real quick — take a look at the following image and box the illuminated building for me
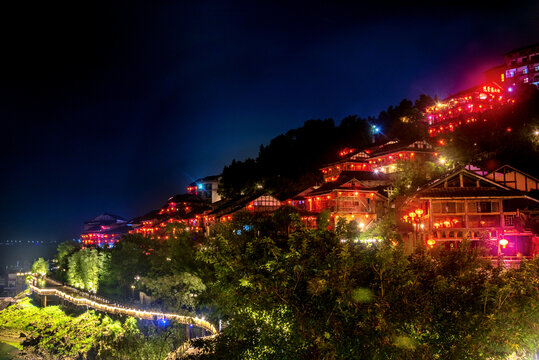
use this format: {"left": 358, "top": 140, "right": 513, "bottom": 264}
{"left": 426, "top": 82, "right": 514, "bottom": 137}
{"left": 484, "top": 64, "right": 507, "bottom": 85}
{"left": 503, "top": 43, "right": 539, "bottom": 87}
{"left": 303, "top": 172, "right": 389, "bottom": 229}
{"left": 321, "top": 139, "right": 435, "bottom": 181}
{"left": 485, "top": 43, "right": 539, "bottom": 89}
{"left": 186, "top": 175, "right": 222, "bottom": 203}
{"left": 209, "top": 192, "right": 282, "bottom": 222}
{"left": 399, "top": 167, "right": 539, "bottom": 265}
{"left": 81, "top": 213, "right": 131, "bottom": 246}
{"left": 129, "top": 193, "right": 212, "bottom": 239}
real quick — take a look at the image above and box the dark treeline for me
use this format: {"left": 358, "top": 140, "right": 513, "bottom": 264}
{"left": 220, "top": 85, "right": 539, "bottom": 199}
{"left": 220, "top": 95, "right": 435, "bottom": 198}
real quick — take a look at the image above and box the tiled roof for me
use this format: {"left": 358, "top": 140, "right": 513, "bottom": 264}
{"left": 367, "top": 140, "right": 433, "bottom": 157}
{"left": 209, "top": 191, "right": 274, "bottom": 217}
{"left": 167, "top": 193, "right": 207, "bottom": 205}
{"left": 336, "top": 170, "right": 392, "bottom": 182}
{"left": 307, "top": 173, "right": 390, "bottom": 197}
{"left": 84, "top": 213, "right": 127, "bottom": 225}
{"left": 417, "top": 187, "right": 525, "bottom": 198}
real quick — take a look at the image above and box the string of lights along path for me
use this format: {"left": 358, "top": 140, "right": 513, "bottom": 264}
{"left": 26, "top": 274, "right": 217, "bottom": 358}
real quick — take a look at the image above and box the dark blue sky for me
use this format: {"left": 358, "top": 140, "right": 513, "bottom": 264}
{"left": 1, "top": 1, "right": 538, "bottom": 242}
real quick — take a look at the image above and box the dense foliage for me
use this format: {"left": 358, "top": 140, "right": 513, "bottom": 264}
{"left": 67, "top": 248, "right": 110, "bottom": 293}
{"left": 31, "top": 258, "right": 48, "bottom": 277}
{"left": 54, "top": 240, "right": 79, "bottom": 282}
{"left": 38, "top": 209, "right": 539, "bottom": 360}
{"left": 0, "top": 297, "right": 186, "bottom": 360}
{"left": 186, "top": 215, "right": 539, "bottom": 360}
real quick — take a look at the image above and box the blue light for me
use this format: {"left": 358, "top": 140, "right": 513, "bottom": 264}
{"left": 197, "top": 183, "right": 204, "bottom": 190}
{"left": 508, "top": 87, "right": 513, "bottom": 92}
{"left": 373, "top": 126, "right": 380, "bottom": 133}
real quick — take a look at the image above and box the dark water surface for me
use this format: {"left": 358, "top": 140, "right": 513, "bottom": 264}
{"left": 0, "top": 242, "right": 58, "bottom": 271}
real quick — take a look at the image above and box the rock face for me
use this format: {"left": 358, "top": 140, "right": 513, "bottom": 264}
{"left": 0, "top": 300, "right": 14, "bottom": 311}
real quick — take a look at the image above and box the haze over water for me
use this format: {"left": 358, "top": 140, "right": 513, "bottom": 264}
{"left": 0, "top": 241, "right": 58, "bottom": 272}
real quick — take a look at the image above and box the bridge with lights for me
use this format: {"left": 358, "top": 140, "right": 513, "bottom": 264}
{"left": 25, "top": 275, "right": 217, "bottom": 359}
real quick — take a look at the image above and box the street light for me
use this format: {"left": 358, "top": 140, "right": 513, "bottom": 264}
{"left": 403, "top": 208, "right": 424, "bottom": 247}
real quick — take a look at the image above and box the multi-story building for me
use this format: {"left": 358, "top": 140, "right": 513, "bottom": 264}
{"left": 302, "top": 172, "right": 389, "bottom": 228}
{"left": 186, "top": 175, "right": 222, "bottom": 203}
{"left": 321, "top": 139, "right": 436, "bottom": 181}
{"left": 426, "top": 82, "right": 514, "bottom": 137}
{"left": 129, "top": 193, "right": 212, "bottom": 239}
{"left": 81, "top": 213, "right": 131, "bottom": 246}
{"left": 398, "top": 167, "right": 539, "bottom": 265}
{"left": 484, "top": 43, "right": 539, "bottom": 88}
{"left": 503, "top": 43, "right": 539, "bottom": 87}
{"left": 209, "top": 191, "right": 282, "bottom": 222}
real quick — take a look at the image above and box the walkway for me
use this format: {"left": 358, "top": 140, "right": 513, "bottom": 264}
{"left": 26, "top": 275, "right": 217, "bottom": 358}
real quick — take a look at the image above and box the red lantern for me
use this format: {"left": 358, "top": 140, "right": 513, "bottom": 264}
{"left": 427, "top": 239, "right": 436, "bottom": 248}
{"left": 499, "top": 239, "right": 508, "bottom": 249}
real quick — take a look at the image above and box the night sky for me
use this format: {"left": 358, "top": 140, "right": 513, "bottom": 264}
{"left": 1, "top": 1, "right": 538, "bottom": 242}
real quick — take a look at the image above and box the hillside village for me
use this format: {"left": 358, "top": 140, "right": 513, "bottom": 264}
{"left": 81, "top": 43, "right": 539, "bottom": 265}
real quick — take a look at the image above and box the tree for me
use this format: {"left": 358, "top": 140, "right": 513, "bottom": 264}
{"left": 67, "top": 248, "right": 109, "bottom": 293}
{"left": 54, "top": 240, "right": 78, "bottom": 282}
{"left": 100, "top": 233, "right": 154, "bottom": 299}
{"left": 390, "top": 160, "right": 446, "bottom": 200}
{"left": 32, "top": 257, "right": 48, "bottom": 277}
{"left": 188, "top": 218, "right": 539, "bottom": 359}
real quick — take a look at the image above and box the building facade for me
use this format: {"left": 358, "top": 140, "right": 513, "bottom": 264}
{"left": 426, "top": 82, "right": 515, "bottom": 137}
{"left": 187, "top": 175, "right": 222, "bottom": 203}
{"left": 503, "top": 43, "right": 539, "bottom": 87}
{"left": 398, "top": 168, "right": 539, "bottom": 264}
{"left": 321, "top": 139, "right": 436, "bottom": 181}
{"left": 129, "top": 194, "right": 212, "bottom": 239}
{"left": 81, "top": 213, "right": 131, "bottom": 246}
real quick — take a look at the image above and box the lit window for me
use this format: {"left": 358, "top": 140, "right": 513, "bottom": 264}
{"left": 523, "top": 68, "right": 528, "bottom": 74}
{"left": 535, "top": 65, "right": 539, "bottom": 72}
{"left": 506, "top": 69, "right": 515, "bottom": 78}
{"left": 524, "top": 77, "right": 529, "bottom": 83}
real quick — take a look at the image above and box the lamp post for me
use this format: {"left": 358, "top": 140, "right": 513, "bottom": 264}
{"left": 403, "top": 208, "right": 424, "bottom": 248}
{"left": 498, "top": 238, "right": 508, "bottom": 257}
{"left": 371, "top": 125, "right": 380, "bottom": 143}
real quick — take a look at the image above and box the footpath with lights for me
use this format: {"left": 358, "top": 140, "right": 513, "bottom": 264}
{"left": 26, "top": 275, "right": 217, "bottom": 359}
